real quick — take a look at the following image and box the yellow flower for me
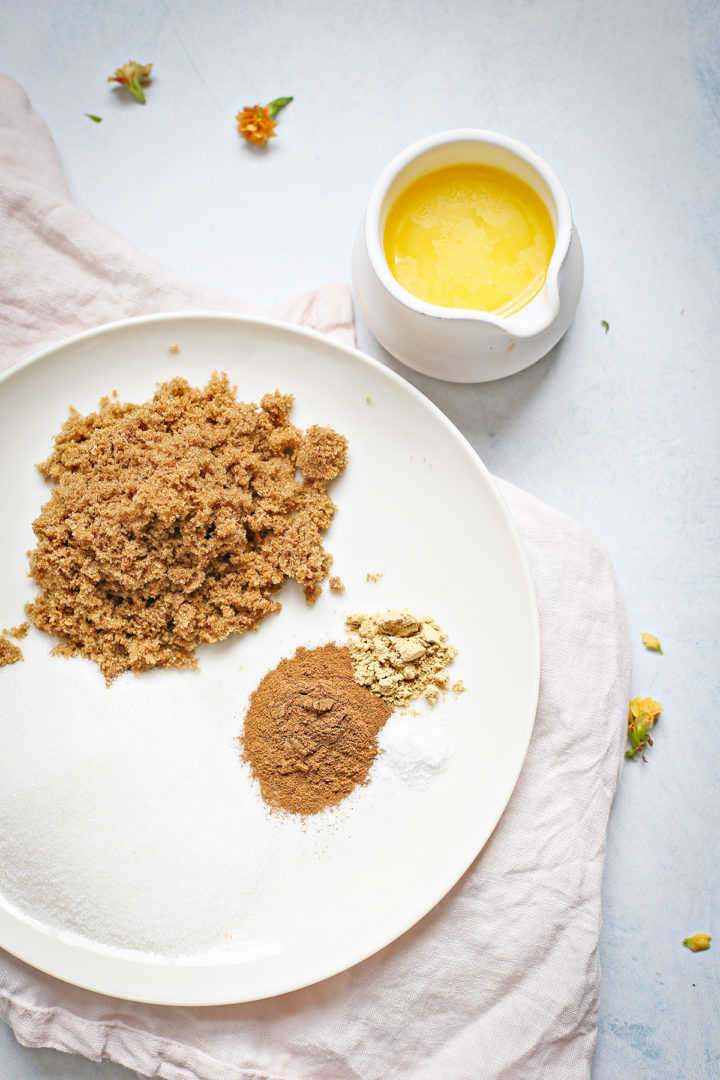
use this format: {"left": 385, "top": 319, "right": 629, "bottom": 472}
{"left": 641, "top": 632, "right": 663, "bottom": 653}
{"left": 626, "top": 696, "right": 662, "bottom": 761}
{"left": 236, "top": 105, "right": 277, "bottom": 146}
{"left": 108, "top": 61, "right": 153, "bottom": 104}
{"left": 629, "top": 696, "right": 662, "bottom": 726}
{"left": 683, "top": 933, "right": 711, "bottom": 952}
{"left": 236, "top": 96, "right": 293, "bottom": 146}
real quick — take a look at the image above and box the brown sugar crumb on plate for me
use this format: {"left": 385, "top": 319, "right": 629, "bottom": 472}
{"left": 0, "top": 638, "right": 23, "bottom": 667}
{"left": 0, "top": 624, "right": 28, "bottom": 667}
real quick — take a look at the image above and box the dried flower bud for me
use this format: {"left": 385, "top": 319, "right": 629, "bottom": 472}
{"left": 683, "top": 933, "right": 711, "bottom": 952}
{"left": 641, "top": 632, "right": 663, "bottom": 653}
{"left": 108, "top": 61, "right": 153, "bottom": 104}
{"left": 237, "top": 96, "right": 293, "bottom": 146}
{"left": 626, "top": 696, "right": 662, "bottom": 761}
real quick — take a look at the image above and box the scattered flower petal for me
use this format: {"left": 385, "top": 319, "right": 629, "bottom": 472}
{"left": 601, "top": 319, "right": 609, "bottom": 333}
{"left": 683, "top": 933, "right": 711, "bottom": 952}
{"left": 641, "top": 632, "right": 663, "bottom": 653}
{"left": 108, "top": 61, "right": 153, "bottom": 104}
{"left": 237, "top": 96, "right": 293, "bottom": 146}
{"left": 85, "top": 114, "right": 103, "bottom": 123}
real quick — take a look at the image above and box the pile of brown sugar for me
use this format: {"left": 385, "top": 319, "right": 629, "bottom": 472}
{"left": 25, "top": 373, "right": 347, "bottom": 683}
{"left": 241, "top": 643, "right": 392, "bottom": 815}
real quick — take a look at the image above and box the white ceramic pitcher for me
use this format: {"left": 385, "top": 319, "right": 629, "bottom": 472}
{"left": 352, "top": 130, "right": 584, "bottom": 383}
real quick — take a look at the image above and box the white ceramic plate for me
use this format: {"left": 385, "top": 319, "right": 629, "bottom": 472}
{"left": 0, "top": 313, "right": 539, "bottom": 1005}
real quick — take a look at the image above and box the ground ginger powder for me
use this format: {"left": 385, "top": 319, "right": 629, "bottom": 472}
{"left": 345, "top": 609, "right": 458, "bottom": 707}
{"left": 25, "top": 373, "right": 347, "bottom": 683}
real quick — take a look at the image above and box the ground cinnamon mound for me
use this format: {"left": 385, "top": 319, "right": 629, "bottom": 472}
{"left": 25, "top": 373, "right": 347, "bottom": 683}
{"left": 241, "top": 643, "right": 392, "bottom": 815}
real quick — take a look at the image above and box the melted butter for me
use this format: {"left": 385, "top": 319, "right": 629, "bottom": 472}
{"left": 383, "top": 164, "right": 555, "bottom": 315}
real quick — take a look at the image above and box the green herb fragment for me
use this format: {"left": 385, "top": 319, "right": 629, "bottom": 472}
{"left": 601, "top": 320, "right": 609, "bottom": 333}
{"left": 267, "top": 96, "right": 293, "bottom": 120}
{"left": 86, "top": 114, "right": 103, "bottom": 123}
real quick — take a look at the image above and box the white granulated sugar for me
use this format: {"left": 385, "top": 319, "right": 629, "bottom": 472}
{"left": 0, "top": 647, "right": 283, "bottom": 957}
{"left": 376, "top": 710, "right": 454, "bottom": 788}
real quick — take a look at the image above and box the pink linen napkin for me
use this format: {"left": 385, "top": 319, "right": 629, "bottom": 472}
{"left": 0, "top": 76, "right": 632, "bottom": 1080}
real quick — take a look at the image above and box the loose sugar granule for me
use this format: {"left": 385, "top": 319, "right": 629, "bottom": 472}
{"left": 0, "top": 633, "right": 23, "bottom": 668}
{"left": 0, "top": 623, "right": 28, "bottom": 667}
{"left": 25, "top": 373, "right": 347, "bottom": 683}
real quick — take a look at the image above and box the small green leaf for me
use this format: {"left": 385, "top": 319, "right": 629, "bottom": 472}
{"left": 601, "top": 320, "right": 609, "bottom": 333}
{"left": 128, "top": 76, "right": 147, "bottom": 104}
{"left": 85, "top": 114, "right": 103, "bottom": 123}
{"left": 268, "top": 96, "right": 293, "bottom": 120}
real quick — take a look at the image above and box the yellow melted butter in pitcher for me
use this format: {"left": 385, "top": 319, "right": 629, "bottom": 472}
{"left": 383, "top": 164, "right": 555, "bottom": 315}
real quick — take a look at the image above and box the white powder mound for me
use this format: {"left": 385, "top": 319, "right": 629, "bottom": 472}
{"left": 376, "top": 710, "right": 454, "bottom": 788}
{"left": 0, "top": 651, "right": 276, "bottom": 957}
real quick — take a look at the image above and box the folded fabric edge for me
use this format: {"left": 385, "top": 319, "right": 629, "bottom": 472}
{"left": 0, "top": 989, "right": 291, "bottom": 1080}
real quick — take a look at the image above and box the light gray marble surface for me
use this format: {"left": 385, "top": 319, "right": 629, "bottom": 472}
{"left": 1, "top": 1, "right": 718, "bottom": 1076}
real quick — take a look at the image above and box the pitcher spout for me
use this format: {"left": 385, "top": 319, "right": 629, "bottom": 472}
{"left": 502, "top": 284, "right": 560, "bottom": 339}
